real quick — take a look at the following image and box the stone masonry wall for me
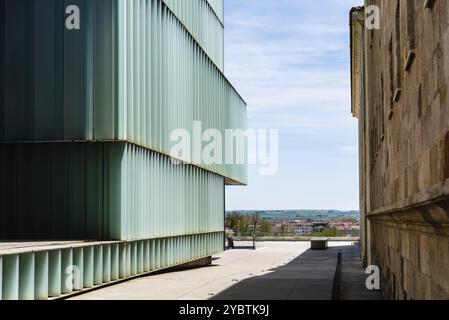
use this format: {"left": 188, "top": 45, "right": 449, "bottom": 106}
{"left": 370, "top": 200, "right": 449, "bottom": 299}
{"left": 365, "top": 0, "right": 449, "bottom": 212}
{"left": 362, "top": 0, "right": 449, "bottom": 299}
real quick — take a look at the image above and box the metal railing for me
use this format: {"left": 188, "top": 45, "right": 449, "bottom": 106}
{"left": 225, "top": 236, "right": 256, "bottom": 250}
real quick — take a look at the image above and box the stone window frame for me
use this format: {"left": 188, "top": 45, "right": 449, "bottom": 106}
{"left": 388, "top": 37, "right": 395, "bottom": 120}
{"left": 404, "top": 0, "right": 416, "bottom": 72}
{"left": 424, "top": 0, "right": 434, "bottom": 9}
{"left": 393, "top": 0, "right": 402, "bottom": 104}
{"left": 380, "top": 74, "right": 385, "bottom": 141}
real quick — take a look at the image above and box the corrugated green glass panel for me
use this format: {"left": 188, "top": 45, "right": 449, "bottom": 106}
{"left": 0, "top": 232, "right": 223, "bottom": 300}
{"left": 117, "top": 0, "right": 246, "bottom": 184}
{"left": 115, "top": 143, "right": 225, "bottom": 240}
{"left": 206, "top": 0, "right": 223, "bottom": 23}
{"left": 0, "top": 0, "right": 238, "bottom": 300}
{"left": 162, "top": 0, "right": 224, "bottom": 70}
{"left": 0, "top": 0, "right": 246, "bottom": 184}
{"left": 0, "top": 142, "right": 225, "bottom": 241}
{"left": 34, "top": 251, "right": 49, "bottom": 299}
{"left": 2, "top": 255, "right": 19, "bottom": 300}
{"left": 18, "top": 253, "right": 34, "bottom": 300}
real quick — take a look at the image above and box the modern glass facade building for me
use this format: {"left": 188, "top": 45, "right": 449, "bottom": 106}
{"left": 0, "top": 0, "right": 246, "bottom": 299}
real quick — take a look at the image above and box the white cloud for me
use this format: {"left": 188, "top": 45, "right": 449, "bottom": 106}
{"left": 224, "top": 0, "right": 362, "bottom": 210}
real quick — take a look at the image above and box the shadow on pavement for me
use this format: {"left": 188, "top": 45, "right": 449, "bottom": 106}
{"left": 212, "top": 246, "right": 343, "bottom": 300}
{"left": 211, "top": 243, "right": 384, "bottom": 300}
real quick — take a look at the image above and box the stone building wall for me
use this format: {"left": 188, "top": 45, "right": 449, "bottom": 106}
{"left": 351, "top": 0, "right": 449, "bottom": 299}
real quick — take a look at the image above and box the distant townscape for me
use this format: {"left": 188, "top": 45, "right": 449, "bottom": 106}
{"left": 226, "top": 210, "right": 360, "bottom": 238}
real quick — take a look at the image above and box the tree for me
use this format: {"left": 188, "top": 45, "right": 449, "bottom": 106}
{"left": 259, "top": 219, "right": 272, "bottom": 236}
{"left": 279, "top": 223, "right": 289, "bottom": 237}
{"left": 249, "top": 212, "right": 260, "bottom": 226}
{"left": 249, "top": 212, "right": 260, "bottom": 236}
{"left": 226, "top": 212, "right": 243, "bottom": 231}
{"left": 236, "top": 217, "right": 250, "bottom": 236}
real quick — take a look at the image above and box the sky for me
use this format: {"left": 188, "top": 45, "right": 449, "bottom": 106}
{"left": 224, "top": 0, "right": 364, "bottom": 211}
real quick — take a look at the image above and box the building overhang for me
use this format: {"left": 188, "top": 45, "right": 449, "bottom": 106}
{"left": 225, "top": 177, "right": 247, "bottom": 186}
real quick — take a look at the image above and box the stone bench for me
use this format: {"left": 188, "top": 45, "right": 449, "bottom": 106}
{"left": 310, "top": 237, "right": 329, "bottom": 250}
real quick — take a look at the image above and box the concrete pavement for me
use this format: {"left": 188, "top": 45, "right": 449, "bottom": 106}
{"left": 212, "top": 243, "right": 343, "bottom": 300}
{"left": 69, "top": 241, "right": 382, "bottom": 300}
{"left": 68, "top": 242, "right": 350, "bottom": 300}
{"left": 340, "top": 244, "right": 384, "bottom": 300}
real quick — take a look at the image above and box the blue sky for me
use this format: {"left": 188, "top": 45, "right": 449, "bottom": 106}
{"left": 224, "top": 0, "right": 364, "bottom": 211}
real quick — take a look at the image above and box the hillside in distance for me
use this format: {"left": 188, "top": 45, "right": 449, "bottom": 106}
{"left": 227, "top": 210, "right": 360, "bottom": 222}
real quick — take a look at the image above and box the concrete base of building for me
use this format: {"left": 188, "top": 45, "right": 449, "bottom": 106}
{"left": 0, "top": 234, "right": 223, "bottom": 300}
{"left": 162, "top": 256, "right": 213, "bottom": 272}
